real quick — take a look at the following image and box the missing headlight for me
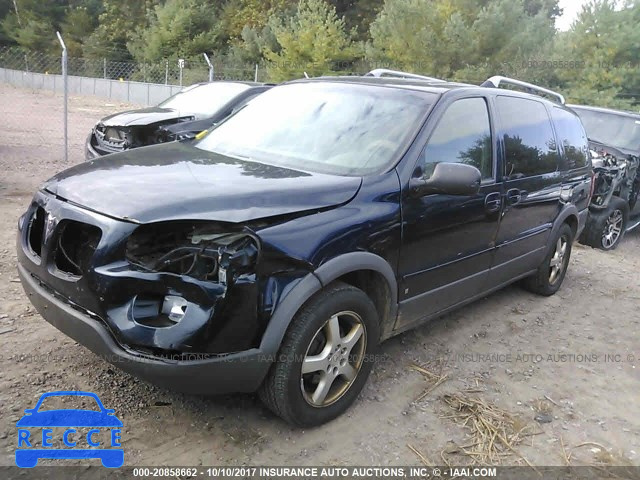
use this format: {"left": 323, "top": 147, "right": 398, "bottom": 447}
{"left": 126, "top": 222, "right": 259, "bottom": 282}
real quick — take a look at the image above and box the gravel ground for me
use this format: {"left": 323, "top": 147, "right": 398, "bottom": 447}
{"left": 0, "top": 83, "right": 638, "bottom": 468}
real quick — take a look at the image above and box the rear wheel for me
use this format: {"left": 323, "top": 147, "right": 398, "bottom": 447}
{"left": 579, "top": 197, "right": 629, "bottom": 250}
{"left": 522, "top": 223, "right": 573, "bottom": 296}
{"left": 259, "top": 282, "right": 379, "bottom": 427}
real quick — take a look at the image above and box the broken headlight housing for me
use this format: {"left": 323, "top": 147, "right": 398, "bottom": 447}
{"left": 125, "top": 222, "right": 259, "bottom": 283}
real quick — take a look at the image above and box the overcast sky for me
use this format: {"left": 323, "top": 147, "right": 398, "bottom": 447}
{"left": 556, "top": 0, "right": 591, "bottom": 30}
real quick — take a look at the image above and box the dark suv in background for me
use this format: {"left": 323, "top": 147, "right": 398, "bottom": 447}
{"left": 85, "top": 81, "right": 271, "bottom": 159}
{"left": 569, "top": 105, "right": 640, "bottom": 249}
{"left": 18, "top": 72, "right": 592, "bottom": 426}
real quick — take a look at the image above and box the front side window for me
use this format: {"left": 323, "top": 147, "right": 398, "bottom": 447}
{"left": 496, "top": 96, "right": 559, "bottom": 179}
{"left": 551, "top": 107, "right": 589, "bottom": 169}
{"left": 196, "top": 83, "right": 436, "bottom": 176}
{"left": 419, "top": 97, "right": 493, "bottom": 180}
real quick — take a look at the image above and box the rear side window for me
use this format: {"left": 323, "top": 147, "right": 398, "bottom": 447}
{"left": 551, "top": 107, "right": 589, "bottom": 169}
{"left": 420, "top": 97, "right": 493, "bottom": 180}
{"left": 496, "top": 96, "right": 559, "bottom": 179}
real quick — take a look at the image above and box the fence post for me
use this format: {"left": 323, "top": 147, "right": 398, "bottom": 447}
{"left": 203, "top": 53, "right": 213, "bottom": 82}
{"left": 56, "top": 31, "right": 68, "bottom": 164}
{"left": 254, "top": 64, "right": 258, "bottom": 82}
{"left": 178, "top": 58, "right": 184, "bottom": 86}
{"left": 165, "top": 60, "right": 168, "bottom": 85}
{"left": 103, "top": 58, "right": 106, "bottom": 79}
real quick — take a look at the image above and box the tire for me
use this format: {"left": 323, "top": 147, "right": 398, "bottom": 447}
{"left": 259, "top": 282, "right": 379, "bottom": 427}
{"left": 579, "top": 197, "right": 629, "bottom": 251}
{"left": 629, "top": 181, "right": 639, "bottom": 211}
{"left": 522, "top": 223, "right": 574, "bottom": 296}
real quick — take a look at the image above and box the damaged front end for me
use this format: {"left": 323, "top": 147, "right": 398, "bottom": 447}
{"left": 17, "top": 195, "right": 311, "bottom": 359}
{"left": 126, "top": 223, "right": 258, "bottom": 284}
{"left": 589, "top": 145, "right": 640, "bottom": 210}
{"left": 87, "top": 118, "right": 194, "bottom": 158}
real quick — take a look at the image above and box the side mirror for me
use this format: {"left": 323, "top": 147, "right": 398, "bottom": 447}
{"left": 410, "top": 162, "right": 482, "bottom": 197}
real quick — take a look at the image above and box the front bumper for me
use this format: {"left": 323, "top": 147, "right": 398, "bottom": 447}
{"left": 16, "top": 191, "right": 274, "bottom": 393}
{"left": 84, "top": 132, "right": 126, "bottom": 161}
{"left": 18, "top": 262, "right": 270, "bottom": 394}
{"left": 85, "top": 133, "right": 101, "bottom": 160}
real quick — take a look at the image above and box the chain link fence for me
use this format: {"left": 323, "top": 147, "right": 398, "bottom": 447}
{"left": 0, "top": 42, "right": 269, "bottom": 168}
{"left": 0, "top": 46, "right": 265, "bottom": 85}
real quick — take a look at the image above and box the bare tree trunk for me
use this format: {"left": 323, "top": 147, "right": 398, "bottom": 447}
{"left": 12, "top": 0, "right": 22, "bottom": 26}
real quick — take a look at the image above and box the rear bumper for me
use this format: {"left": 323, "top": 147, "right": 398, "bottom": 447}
{"left": 18, "top": 262, "right": 271, "bottom": 394}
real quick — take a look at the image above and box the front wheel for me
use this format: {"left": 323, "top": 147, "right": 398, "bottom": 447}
{"left": 579, "top": 197, "right": 629, "bottom": 251}
{"left": 259, "top": 282, "right": 379, "bottom": 427}
{"left": 522, "top": 223, "right": 574, "bottom": 296}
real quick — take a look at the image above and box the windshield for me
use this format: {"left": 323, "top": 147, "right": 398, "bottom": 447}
{"left": 573, "top": 108, "right": 640, "bottom": 152}
{"left": 159, "top": 82, "right": 251, "bottom": 117}
{"left": 196, "top": 82, "right": 435, "bottom": 175}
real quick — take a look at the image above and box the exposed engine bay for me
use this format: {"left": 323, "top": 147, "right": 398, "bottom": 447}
{"left": 126, "top": 222, "right": 260, "bottom": 283}
{"left": 589, "top": 143, "right": 640, "bottom": 211}
{"left": 92, "top": 117, "right": 194, "bottom": 154}
{"left": 579, "top": 141, "right": 640, "bottom": 250}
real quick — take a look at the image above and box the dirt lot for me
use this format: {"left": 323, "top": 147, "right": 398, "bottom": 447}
{"left": 0, "top": 83, "right": 638, "bottom": 468}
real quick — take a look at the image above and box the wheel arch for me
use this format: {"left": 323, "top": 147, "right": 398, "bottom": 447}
{"left": 259, "top": 252, "right": 398, "bottom": 354}
{"left": 551, "top": 204, "right": 579, "bottom": 249}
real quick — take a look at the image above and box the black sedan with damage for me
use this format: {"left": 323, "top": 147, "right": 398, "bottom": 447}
{"left": 85, "top": 81, "right": 270, "bottom": 159}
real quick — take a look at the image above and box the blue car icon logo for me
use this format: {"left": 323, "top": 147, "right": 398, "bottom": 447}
{"left": 15, "top": 391, "right": 123, "bottom": 468}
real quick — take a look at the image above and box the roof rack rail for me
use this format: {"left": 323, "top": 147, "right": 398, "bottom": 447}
{"left": 365, "top": 68, "right": 446, "bottom": 83}
{"left": 481, "top": 76, "right": 565, "bottom": 105}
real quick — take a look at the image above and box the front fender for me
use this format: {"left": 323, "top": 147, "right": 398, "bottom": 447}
{"left": 259, "top": 252, "right": 398, "bottom": 355}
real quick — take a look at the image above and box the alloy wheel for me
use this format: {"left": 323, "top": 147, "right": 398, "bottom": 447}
{"left": 300, "top": 311, "right": 367, "bottom": 407}
{"left": 549, "top": 236, "right": 568, "bottom": 285}
{"left": 601, "top": 209, "right": 624, "bottom": 249}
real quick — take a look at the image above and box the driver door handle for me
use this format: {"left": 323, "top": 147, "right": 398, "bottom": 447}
{"left": 485, "top": 192, "right": 502, "bottom": 213}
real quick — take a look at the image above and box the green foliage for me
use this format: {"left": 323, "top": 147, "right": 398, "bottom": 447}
{"left": 1, "top": 0, "right": 68, "bottom": 52}
{"left": 221, "top": 0, "right": 296, "bottom": 41}
{"left": 82, "top": 0, "right": 157, "bottom": 61}
{"left": 552, "top": 0, "right": 640, "bottom": 108}
{"left": 366, "top": 0, "right": 558, "bottom": 83}
{"left": 263, "top": 0, "right": 361, "bottom": 81}
{"left": 128, "top": 0, "right": 223, "bottom": 63}
{"left": 0, "top": 0, "right": 637, "bottom": 107}
{"left": 61, "top": 6, "right": 99, "bottom": 56}
{"left": 227, "top": 24, "right": 280, "bottom": 66}
{"left": 326, "top": 0, "right": 385, "bottom": 38}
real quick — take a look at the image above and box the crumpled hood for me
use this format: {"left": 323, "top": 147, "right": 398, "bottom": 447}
{"left": 99, "top": 107, "right": 195, "bottom": 127}
{"left": 43, "top": 143, "right": 362, "bottom": 224}
{"left": 588, "top": 139, "right": 637, "bottom": 159}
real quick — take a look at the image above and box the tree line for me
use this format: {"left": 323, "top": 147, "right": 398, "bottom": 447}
{"left": 1, "top": 0, "right": 639, "bottom": 108}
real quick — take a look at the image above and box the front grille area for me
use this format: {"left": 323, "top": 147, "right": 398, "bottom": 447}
{"left": 53, "top": 220, "right": 102, "bottom": 277}
{"left": 94, "top": 124, "right": 128, "bottom": 153}
{"left": 27, "top": 206, "right": 46, "bottom": 257}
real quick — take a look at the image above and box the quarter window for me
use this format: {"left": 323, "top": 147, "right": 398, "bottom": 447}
{"left": 496, "top": 96, "right": 559, "bottom": 179}
{"left": 419, "top": 98, "right": 493, "bottom": 180}
{"left": 551, "top": 107, "right": 589, "bottom": 169}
